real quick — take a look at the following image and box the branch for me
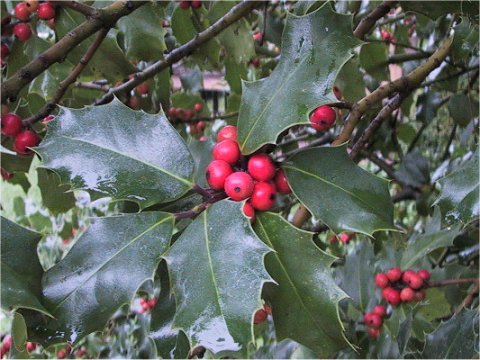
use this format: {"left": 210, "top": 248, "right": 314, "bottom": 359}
{"left": 427, "top": 278, "right": 480, "bottom": 288}
{"left": 75, "top": 81, "right": 109, "bottom": 92}
{"left": 386, "top": 51, "right": 431, "bottom": 65}
{"left": 353, "top": 1, "right": 398, "bottom": 40}
{"left": 179, "top": 112, "right": 239, "bottom": 124}
{"left": 23, "top": 28, "right": 110, "bottom": 127}
{"left": 1, "top": 1, "right": 147, "bottom": 103}
{"left": 95, "top": 1, "right": 261, "bottom": 105}
{"left": 455, "top": 283, "right": 479, "bottom": 314}
{"left": 53, "top": 1, "right": 97, "bottom": 17}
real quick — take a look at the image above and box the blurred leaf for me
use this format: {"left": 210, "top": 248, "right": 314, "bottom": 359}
{"left": 418, "top": 288, "right": 452, "bottom": 321}
{"left": 448, "top": 94, "right": 478, "bottom": 127}
{"left": 188, "top": 138, "right": 213, "bottom": 188}
{"left": 179, "top": 66, "right": 204, "bottom": 94}
{"left": 401, "top": 1, "right": 479, "bottom": 20}
{"left": 416, "top": 92, "right": 442, "bottom": 124}
{"left": 153, "top": 69, "right": 172, "bottom": 111}
{"left": 394, "top": 150, "right": 430, "bottom": 188}
{"left": 37, "top": 168, "right": 76, "bottom": 214}
{"left": 335, "top": 56, "right": 366, "bottom": 102}
{"left": 11, "top": 312, "right": 29, "bottom": 359}
{"left": 171, "top": 92, "right": 210, "bottom": 118}
{"left": 225, "top": 58, "right": 248, "bottom": 94}
{"left": 397, "top": 123, "right": 417, "bottom": 145}
{"left": 451, "top": 17, "right": 479, "bottom": 63}
{"left": 360, "top": 42, "right": 388, "bottom": 81}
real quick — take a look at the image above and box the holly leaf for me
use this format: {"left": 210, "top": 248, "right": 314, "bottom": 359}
{"left": 10, "top": 312, "right": 29, "bottom": 358}
{"left": 41, "top": 212, "right": 174, "bottom": 344}
{"left": 448, "top": 94, "right": 478, "bottom": 127}
{"left": 401, "top": 1, "right": 479, "bottom": 20}
{"left": 394, "top": 150, "right": 431, "bottom": 188}
{"left": 434, "top": 149, "right": 479, "bottom": 224}
{"left": 37, "top": 168, "right": 76, "bottom": 214}
{"left": 188, "top": 138, "right": 214, "bottom": 188}
{"left": 164, "top": 200, "right": 272, "bottom": 354}
{"left": 422, "top": 309, "right": 479, "bottom": 359}
{"left": 283, "top": 145, "right": 395, "bottom": 235}
{"left": 0, "top": 216, "right": 51, "bottom": 316}
{"left": 36, "top": 99, "right": 194, "bottom": 209}
{"left": 237, "top": 5, "right": 362, "bottom": 154}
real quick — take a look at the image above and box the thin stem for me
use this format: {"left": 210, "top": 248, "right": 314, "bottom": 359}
{"left": 75, "top": 81, "right": 109, "bottom": 92}
{"left": 428, "top": 278, "right": 479, "bottom": 288}
{"left": 455, "top": 283, "right": 479, "bottom": 314}
{"left": 353, "top": 1, "right": 399, "bottom": 40}
{"left": 54, "top": 1, "right": 97, "bottom": 17}
{"left": 180, "top": 112, "right": 239, "bottom": 124}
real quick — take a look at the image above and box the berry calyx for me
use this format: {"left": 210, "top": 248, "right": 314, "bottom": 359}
{"left": 15, "top": 2, "right": 31, "bottom": 21}
{"left": 25, "top": 0, "right": 39, "bottom": 12}
{"left": 13, "top": 130, "right": 39, "bottom": 155}
{"left": 206, "top": 160, "right": 233, "bottom": 190}
{"left": 37, "top": 2, "right": 55, "bottom": 20}
{"left": 372, "top": 305, "right": 387, "bottom": 317}
{"left": 382, "top": 287, "right": 401, "bottom": 306}
{"left": 179, "top": 1, "right": 190, "bottom": 9}
{"left": 247, "top": 153, "right": 276, "bottom": 181}
{"left": 400, "top": 287, "right": 415, "bottom": 302}
{"left": 243, "top": 201, "right": 255, "bottom": 221}
{"left": 194, "top": 102, "right": 203, "bottom": 112}
{"left": 375, "top": 273, "right": 390, "bottom": 288}
{"left": 274, "top": 168, "right": 291, "bottom": 194}
{"left": 224, "top": 172, "right": 254, "bottom": 201}
{"left": 1, "top": 113, "right": 23, "bottom": 137}
{"left": 309, "top": 105, "right": 336, "bottom": 132}
{"left": 364, "top": 313, "right": 382, "bottom": 328}
{"left": 212, "top": 139, "right": 240, "bottom": 164}
{"left": 250, "top": 181, "right": 276, "bottom": 211}
{"left": 13, "top": 23, "right": 32, "bottom": 42}
{"left": 191, "top": 1, "right": 202, "bottom": 9}
{"left": 417, "top": 269, "right": 431, "bottom": 281}
{"left": 386, "top": 267, "right": 402, "bottom": 282}
{"left": 217, "top": 125, "right": 237, "bottom": 142}
{"left": 367, "top": 327, "right": 380, "bottom": 338}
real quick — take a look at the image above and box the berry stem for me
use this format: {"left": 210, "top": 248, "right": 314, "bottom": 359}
{"left": 427, "top": 278, "right": 479, "bottom": 288}
{"left": 192, "top": 184, "right": 212, "bottom": 199}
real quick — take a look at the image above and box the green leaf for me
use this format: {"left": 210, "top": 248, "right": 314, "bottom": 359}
{"left": 283, "top": 145, "right": 395, "bottom": 235}
{"left": 0, "top": 216, "right": 50, "bottom": 316}
{"left": 451, "top": 17, "right": 479, "bottom": 64}
{"left": 225, "top": 58, "right": 248, "bottom": 94}
{"left": 1, "top": 145, "right": 16, "bottom": 155}
{"left": 394, "top": 150, "right": 430, "bottom": 188}
{"left": 188, "top": 138, "right": 214, "bottom": 188}
{"left": 422, "top": 309, "right": 479, "bottom": 359}
{"left": 164, "top": 200, "right": 272, "bottom": 354}
{"left": 237, "top": 5, "right": 362, "bottom": 154}
{"left": 117, "top": 2, "right": 166, "bottom": 61}
{"left": 41, "top": 212, "right": 174, "bottom": 344}
{"left": 36, "top": 99, "right": 194, "bottom": 209}
{"left": 400, "top": 207, "right": 462, "bottom": 268}
{"left": 254, "top": 212, "right": 351, "bottom": 357}
{"left": 448, "top": 94, "right": 478, "bottom": 127}
{"left": 418, "top": 288, "right": 452, "bottom": 321}
{"left": 335, "top": 56, "right": 366, "bottom": 102}
{"left": 11, "top": 312, "right": 29, "bottom": 359}
{"left": 360, "top": 42, "right": 388, "bottom": 81}
{"left": 401, "top": 1, "right": 479, "bottom": 20}
{"left": 434, "top": 149, "right": 479, "bottom": 223}
{"left": 37, "top": 168, "right": 76, "bottom": 214}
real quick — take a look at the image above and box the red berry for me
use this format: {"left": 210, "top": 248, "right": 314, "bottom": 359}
{"left": 193, "top": 102, "right": 203, "bottom": 112}
{"left": 381, "top": 29, "right": 392, "bottom": 42}
{"left": 206, "top": 160, "right": 233, "bottom": 190}
{"left": 184, "top": 109, "right": 195, "bottom": 121}
{"left": 168, "top": 107, "right": 178, "bottom": 119}
{"left": 196, "top": 121, "right": 206, "bottom": 132}
{"left": 364, "top": 312, "right": 383, "bottom": 328}
{"left": 372, "top": 305, "right": 387, "bottom": 318}
{"left": 148, "top": 297, "right": 157, "bottom": 309}
{"left": 37, "top": 2, "right": 55, "bottom": 20}
{"left": 179, "top": 1, "right": 190, "bottom": 9}
{"left": 3, "top": 336, "right": 11, "bottom": 350}
{"left": 26, "top": 342, "right": 36, "bottom": 352}
{"left": 382, "top": 287, "right": 401, "bottom": 306}
{"left": 375, "top": 273, "right": 389, "bottom": 288}
{"left": 250, "top": 58, "right": 260, "bottom": 68}
{"left": 367, "top": 327, "right": 381, "bottom": 338}
{"left": 400, "top": 287, "right": 416, "bottom": 302}
{"left": 274, "top": 168, "right": 291, "bottom": 194}
{"left": 415, "top": 290, "right": 426, "bottom": 302}
{"left": 13, "top": 23, "right": 32, "bottom": 42}
{"left": 190, "top": 124, "right": 199, "bottom": 135}
{"left": 1, "top": 113, "right": 23, "bottom": 137}
{"left": 1, "top": 43, "right": 10, "bottom": 59}
{"left": 199, "top": 136, "right": 206, "bottom": 141}
{"left": 247, "top": 153, "right": 276, "bottom": 181}
{"left": 25, "top": 0, "right": 39, "bottom": 12}
{"left": 57, "top": 349, "right": 66, "bottom": 359}
{"left": 13, "top": 130, "right": 39, "bottom": 155}
{"left": 136, "top": 82, "right": 149, "bottom": 95}
{"left": 253, "top": 308, "right": 267, "bottom": 324}
{"left": 417, "top": 269, "right": 431, "bottom": 281}
{"left": 253, "top": 31, "right": 262, "bottom": 42}
{"left": 212, "top": 139, "right": 240, "bottom": 164}
{"left": 250, "top": 181, "right": 276, "bottom": 211}
{"left": 191, "top": 0, "right": 202, "bottom": 9}
{"left": 309, "top": 105, "right": 336, "bottom": 132}
{"left": 74, "top": 347, "right": 87, "bottom": 357}
{"left": 405, "top": 273, "right": 423, "bottom": 289}
{"left": 243, "top": 201, "right": 255, "bottom": 221}
{"left": 386, "top": 267, "right": 402, "bottom": 282}
{"left": 15, "top": 2, "right": 31, "bottom": 21}
{"left": 217, "top": 125, "right": 237, "bottom": 142}
{"left": 339, "top": 232, "right": 350, "bottom": 244}
{"left": 224, "top": 172, "right": 254, "bottom": 201}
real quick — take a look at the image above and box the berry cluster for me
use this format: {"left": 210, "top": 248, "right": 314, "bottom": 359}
{"left": 375, "top": 267, "right": 430, "bottom": 306}
{"left": 206, "top": 126, "right": 291, "bottom": 221}
{"left": 309, "top": 105, "right": 336, "bottom": 132}
{"left": 13, "top": 1, "right": 56, "bottom": 42}
{"left": 168, "top": 103, "right": 206, "bottom": 135}
{"left": 56, "top": 345, "right": 72, "bottom": 359}
{"left": 178, "top": 0, "right": 202, "bottom": 10}
{"left": 138, "top": 296, "right": 158, "bottom": 314}
{"left": 253, "top": 303, "right": 272, "bottom": 325}
{"left": 1, "top": 113, "right": 39, "bottom": 155}
{"left": 363, "top": 305, "right": 387, "bottom": 338}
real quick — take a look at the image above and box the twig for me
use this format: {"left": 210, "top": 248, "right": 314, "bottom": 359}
{"left": 427, "top": 278, "right": 479, "bottom": 288}
{"left": 95, "top": 1, "right": 261, "bottom": 105}
{"left": 455, "top": 283, "right": 479, "bottom": 314}
{"left": 421, "top": 65, "right": 478, "bottom": 87}
{"left": 366, "top": 38, "right": 429, "bottom": 53}
{"left": 276, "top": 132, "right": 334, "bottom": 161}
{"left": 1, "top": 1, "right": 147, "bottom": 103}
{"left": 23, "top": 28, "right": 110, "bottom": 127}
{"left": 254, "top": 44, "right": 280, "bottom": 58}
{"left": 54, "top": 1, "right": 97, "bottom": 17}
{"left": 174, "top": 190, "right": 226, "bottom": 220}
{"left": 75, "top": 81, "right": 109, "bottom": 92}
{"left": 180, "top": 112, "right": 239, "bottom": 124}
{"left": 353, "top": 1, "right": 398, "bottom": 40}
{"left": 386, "top": 51, "right": 431, "bottom": 65}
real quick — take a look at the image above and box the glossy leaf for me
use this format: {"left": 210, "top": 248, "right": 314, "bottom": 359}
{"left": 37, "top": 168, "right": 76, "bottom": 214}
{"left": 164, "top": 200, "right": 272, "bottom": 354}
{"left": 237, "top": 5, "right": 362, "bottom": 154}
{"left": 188, "top": 138, "right": 214, "bottom": 188}
{"left": 254, "top": 212, "right": 351, "bottom": 357}
{"left": 0, "top": 216, "right": 50, "bottom": 316}
{"left": 36, "top": 99, "right": 194, "bottom": 208}
{"left": 41, "top": 212, "right": 174, "bottom": 344}
{"left": 283, "top": 145, "right": 395, "bottom": 235}
{"left": 434, "top": 149, "right": 479, "bottom": 223}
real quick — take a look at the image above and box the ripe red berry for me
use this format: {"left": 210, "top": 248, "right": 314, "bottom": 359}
{"left": 253, "top": 31, "right": 262, "bottom": 42}
{"left": 386, "top": 267, "right": 402, "bottom": 282}
{"left": 415, "top": 290, "right": 426, "bottom": 302}
{"left": 1, "top": 113, "right": 23, "bottom": 137}
{"left": 364, "top": 313, "right": 382, "bottom": 328}
{"left": 179, "top": 1, "right": 190, "bottom": 9}
{"left": 57, "top": 350, "right": 66, "bottom": 359}
{"left": 382, "top": 287, "right": 401, "bottom": 306}
{"left": 13, "top": 130, "right": 39, "bottom": 155}
{"left": 206, "top": 160, "right": 233, "bottom": 190}
{"left": 191, "top": 0, "right": 202, "bottom": 9}
{"left": 367, "top": 327, "right": 380, "bottom": 338}
{"left": 217, "top": 125, "right": 237, "bottom": 142}
{"left": 184, "top": 109, "right": 195, "bottom": 121}
{"left": 254, "top": 308, "right": 267, "bottom": 324}
{"left": 339, "top": 232, "right": 350, "bottom": 244}
{"left": 250, "top": 58, "right": 261, "bottom": 68}
{"left": 381, "top": 29, "right": 392, "bottom": 42}
{"left": 1, "top": 43, "right": 10, "bottom": 59}
{"left": 274, "top": 168, "right": 291, "bottom": 194}
{"left": 405, "top": 273, "right": 423, "bottom": 289}
{"left": 224, "top": 172, "right": 254, "bottom": 201}
{"left": 212, "top": 139, "right": 240, "bottom": 164}
{"left": 247, "top": 153, "right": 276, "bottom": 181}
{"left": 194, "top": 102, "right": 203, "bottom": 112}
{"left": 196, "top": 121, "right": 206, "bottom": 132}
{"left": 400, "top": 287, "right": 415, "bottom": 302}
{"left": 13, "top": 23, "right": 32, "bottom": 42}
{"left": 37, "top": 2, "right": 55, "bottom": 20}
{"left": 148, "top": 297, "right": 157, "bottom": 308}
{"left": 375, "top": 273, "right": 390, "bottom": 288}
{"left": 25, "top": 0, "right": 39, "bottom": 12}
{"left": 372, "top": 305, "right": 387, "bottom": 318}
{"left": 26, "top": 342, "right": 36, "bottom": 352}
{"left": 74, "top": 347, "right": 87, "bottom": 357}
{"left": 417, "top": 269, "right": 431, "bottom": 281}
{"left": 15, "top": 2, "right": 31, "bottom": 21}
{"left": 243, "top": 202, "right": 255, "bottom": 221}
{"left": 309, "top": 105, "right": 336, "bottom": 132}
{"left": 250, "top": 181, "right": 276, "bottom": 211}
{"left": 168, "top": 107, "right": 178, "bottom": 119}
{"left": 136, "top": 82, "right": 149, "bottom": 95}
{"left": 3, "top": 336, "right": 11, "bottom": 350}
